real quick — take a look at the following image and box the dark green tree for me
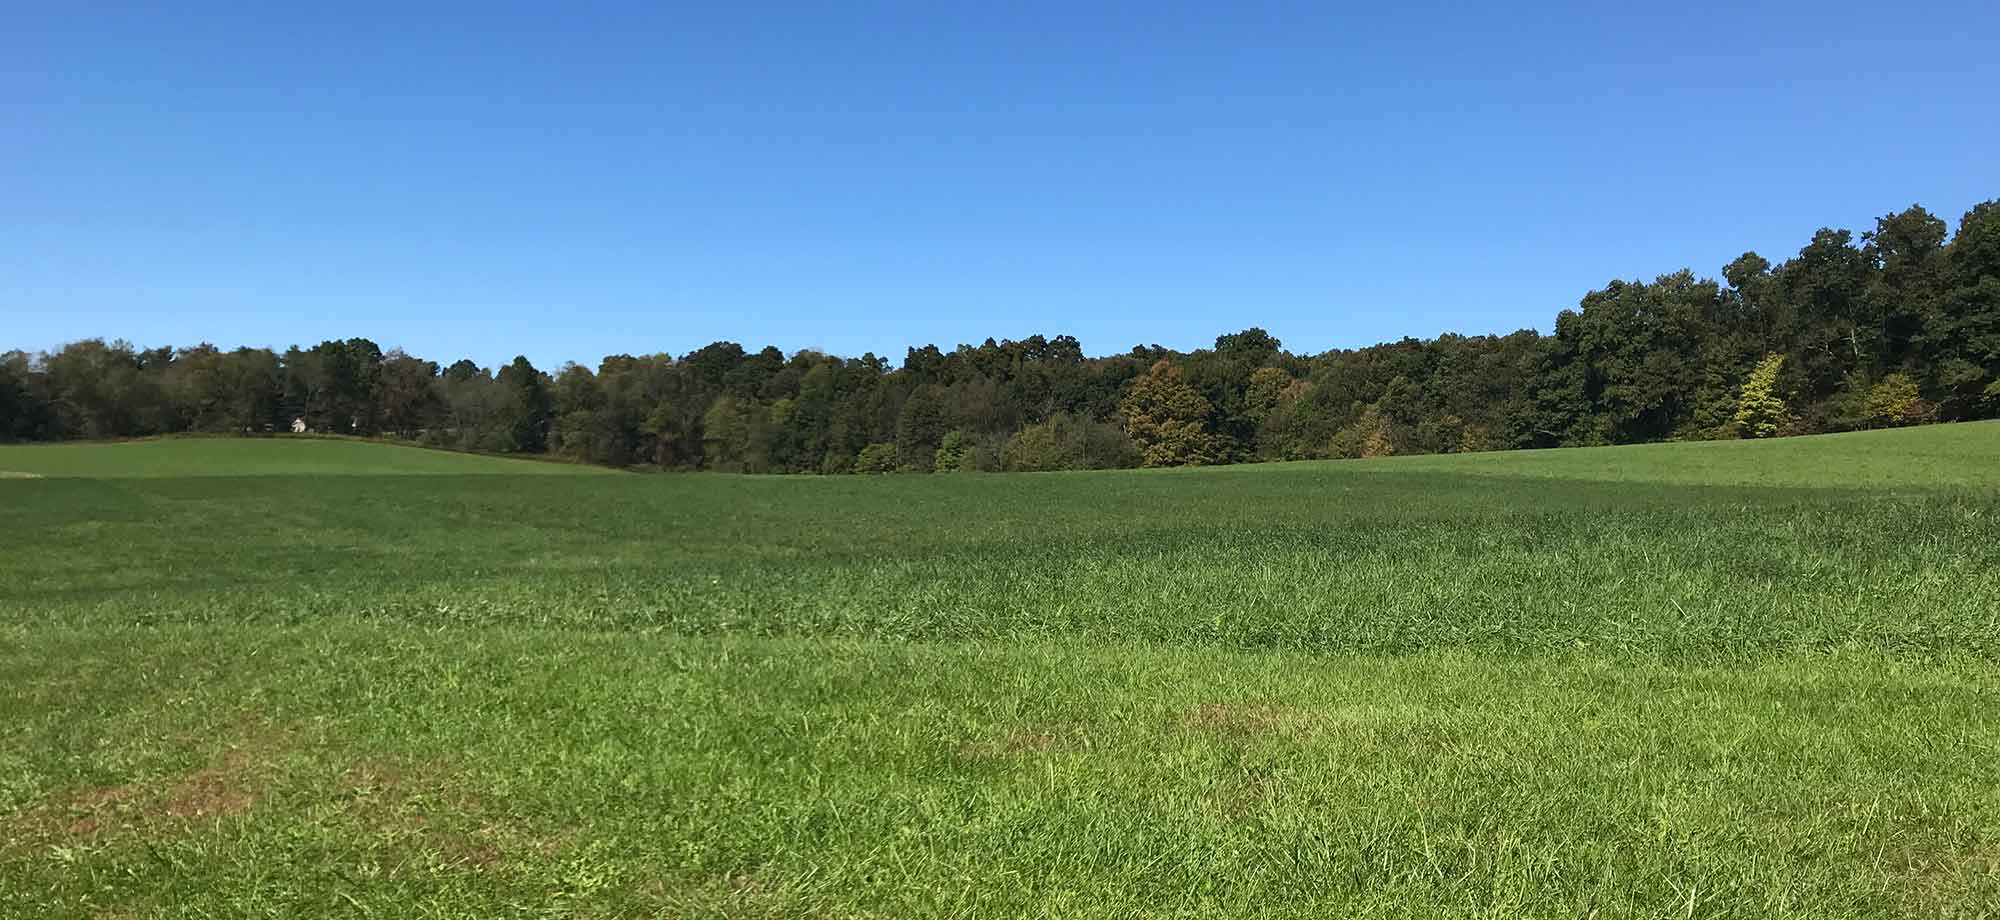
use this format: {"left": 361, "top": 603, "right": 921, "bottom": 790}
{"left": 495, "top": 356, "right": 553, "bottom": 453}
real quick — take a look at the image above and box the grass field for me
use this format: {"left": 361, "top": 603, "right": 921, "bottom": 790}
{"left": 3, "top": 426, "right": 1998, "bottom": 918}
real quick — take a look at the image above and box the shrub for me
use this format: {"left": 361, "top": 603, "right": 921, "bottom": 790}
{"left": 933, "top": 430, "right": 972, "bottom": 473}
{"left": 1002, "top": 414, "right": 1137, "bottom": 472}
{"left": 1864, "top": 374, "right": 1933, "bottom": 428}
{"left": 960, "top": 435, "right": 1004, "bottom": 472}
{"left": 853, "top": 442, "right": 899, "bottom": 474}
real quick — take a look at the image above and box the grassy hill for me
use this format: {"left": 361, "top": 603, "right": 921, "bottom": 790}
{"left": 1355, "top": 419, "right": 2000, "bottom": 489}
{"left": 2, "top": 425, "right": 1997, "bottom": 917}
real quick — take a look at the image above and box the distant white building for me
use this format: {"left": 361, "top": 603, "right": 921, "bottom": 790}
{"left": 291, "top": 418, "right": 308, "bottom": 434}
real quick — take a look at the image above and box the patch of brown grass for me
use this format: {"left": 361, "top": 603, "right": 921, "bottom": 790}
{"left": 643, "top": 870, "right": 828, "bottom": 917}
{"left": 337, "top": 758, "right": 477, "bottom": 809}
{"left": 1179, "top": 702, "right": 1317, "bottom": 737}
{"left": 2, "top": 727, "right": 555, "bottom": 876}
{"left": 1200, "top": 772, "right": 1279, "bottom": 822}
{"left": 161, "top": 748, "right": 264, "bottom": 819}
{"left": 3, "top": 724, "right": 288, "bottom": 850}
{"left": 957, "top": 727, "right": 1068, "bottom": 760}
{"left": 335, "top": 757, "right": 506, "bottom": 870}
{"left": 1896, "top": 839, "right": 2000, "bottom": 915}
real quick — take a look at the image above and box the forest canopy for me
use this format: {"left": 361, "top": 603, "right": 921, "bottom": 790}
{"left": 5, "top": 200, "right": 1997, "bottom": 472}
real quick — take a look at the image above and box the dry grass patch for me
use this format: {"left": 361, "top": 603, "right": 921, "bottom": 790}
{"left": 956, "top": 725, "right": 1081, "bottom": 760}
{"left": 160, "top": 746, "right": 265, "bottom": 820}
{"left": 3, "top": 725, "right": 290, "bottom": 849}
{"left": 335, "top": 758, "right": 506, "bottom": 871}
{"left": 644, "top": 871, "right": 905, "bottom": 920}
{"left": 1199, "top": 771, "right": 1284, "bottom": 822}
{"left": 1178, "top": 702, "right": 1318, "bottom": 737}
{"left": 1896, "top": 839, "right": 2000, "bottom": 915}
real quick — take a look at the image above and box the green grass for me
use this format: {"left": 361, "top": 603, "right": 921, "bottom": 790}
{"left": 1363, "top": 421, "right": 2000, "bottom": 490}
{"left": 3, "top": 426, "right": 1999, "bottom": 917}
{"left": 0, "top": 436, "right": 615, "bottom": 479}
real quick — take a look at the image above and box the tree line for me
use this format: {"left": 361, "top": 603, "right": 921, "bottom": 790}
{"left": 4, "top": 200, "right": 1997, "bottom": 471}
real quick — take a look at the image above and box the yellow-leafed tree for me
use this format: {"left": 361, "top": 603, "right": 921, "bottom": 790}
{"left": 1119, "top": 359, "right": 1226, "bottom": 467}
{"left": 1732, "top": 354, "right": 1788, "bottom": 438}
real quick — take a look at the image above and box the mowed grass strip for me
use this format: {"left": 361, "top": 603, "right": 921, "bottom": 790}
{"left": 2, "top": 627, "right": 1997, "bottom": 919}
{"left": 0, "top": 437, "right": 616, "bottom": 479}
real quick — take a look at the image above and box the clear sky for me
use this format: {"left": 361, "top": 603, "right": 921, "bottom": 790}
{"left": 7, "top": 1, "right": 1998, "bottom": 370}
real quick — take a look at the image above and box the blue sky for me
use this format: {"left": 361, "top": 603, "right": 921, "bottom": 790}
{"left": 7, "top": 1, "right": 1998, "bottom": 370}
